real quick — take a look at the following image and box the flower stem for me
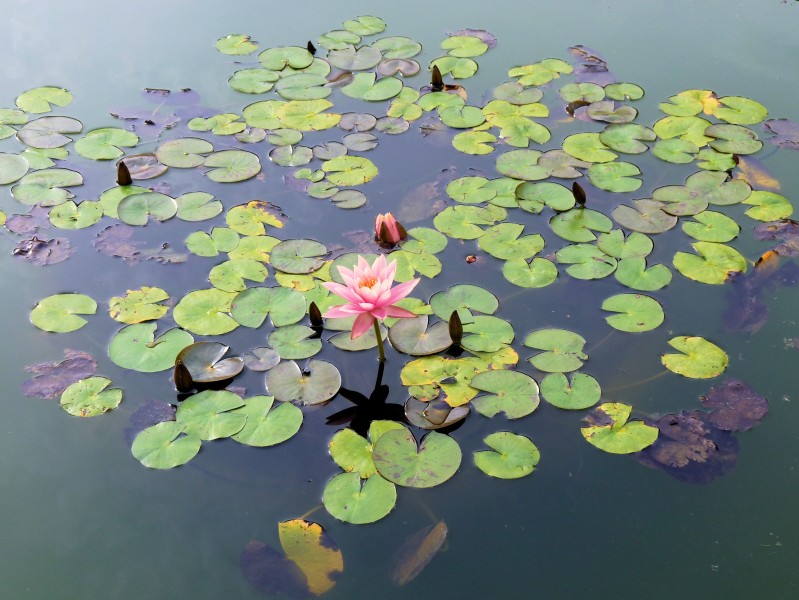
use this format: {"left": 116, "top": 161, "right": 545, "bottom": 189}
{"left": 373, "top": 318, "right": 386, "bottom": 362}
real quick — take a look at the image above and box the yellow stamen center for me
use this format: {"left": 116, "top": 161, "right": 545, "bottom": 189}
{"left": 359, "top": 276, "right": 377, "bottom": 288}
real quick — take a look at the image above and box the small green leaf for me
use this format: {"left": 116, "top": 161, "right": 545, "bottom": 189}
{"left": 474, "top": 432, "right": 540, "bottom": 479}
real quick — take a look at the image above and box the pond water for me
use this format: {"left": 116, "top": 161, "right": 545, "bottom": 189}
{"left": 1, "top": 1, "right": 798, "bottom": 598}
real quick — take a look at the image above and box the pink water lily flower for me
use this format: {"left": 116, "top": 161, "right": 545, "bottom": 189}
{"left": 323, "top": 255, "right": 419, "bottom": 339}
{"left": 375, "top": 212, "right": 407, "bottom": 246}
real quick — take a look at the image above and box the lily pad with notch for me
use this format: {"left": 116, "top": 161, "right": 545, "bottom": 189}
{"left": 602, "top": 293, "right": 664, "bottom": 332}
{"left": 175, "top": 389, "right": 247, "bottom": 440}
{"left": 131, "top": 421, "right": 201, "bottom": 469}
{"left": 75, "top": 127, "right": 138, "bottom": 160}
{"left": 176, "top": 341, "right": 244, "bottom": 385}
{"left": 612, "top": 199, "right": 678, "bottom": 234}
{"left": 17, "top": 116, "right": 82, "bottom": 149}
{"left": 268, "top": 325, "right": 323, "bottom": 360}
{"left": 474, "top": 432, "right": 540, "bottom": 479}
{"left": 60, "top": 377, "right": 122, "bottom": 418}
{"left": 661, "top": 336, "right": 728, "bottom": 379}
{"left": 404, "top": 397, "right": 470, "bottom": 430}
{"left": 173, "top": 288, "right": 239, "bottom": 335}
{"left": 231, "top": 286, "right": 306, "bottom": 328}
{"left": 204, "top": 150, "right": 261, "bottom": 183}
{"left": 373, "top": 427, "right": 461, "bottom": 488}
{"left": 265, "top": 359, "right": 341, "bottom": 405}
{"left": 470, "top": 370, "right": 539, "bottom": 419}
{"left": 269, "top": 239, "right": 327, "bottom": 274}
{"left": 323, "top": 472, "right": 397, "bottom": 525}
{"left": 30, "top": 293, "right": 96, "bottom": 333}
{"left": 673, "top": 241, "right": 747, "bottom": 285}
{"left": 231, "top": 395, "right": 303, "bottom": 447}
{"left": 540, "top": 372, "right": 601, "bottom": 410}
{"left": 388, "top": 315, "right": 452, "bottom": 356}
{"left": 581, "top": 402, "right": 658, "bottom": 454}
{"left": 109, "top": 323, "right": 194, "bottom": 373}
{"left": 524, "top": 328, "right": 588, "bottom": 373}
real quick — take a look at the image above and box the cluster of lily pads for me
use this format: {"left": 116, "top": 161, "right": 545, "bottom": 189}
{"left": 7, "top": 15, "right": 794, "bottom": 574}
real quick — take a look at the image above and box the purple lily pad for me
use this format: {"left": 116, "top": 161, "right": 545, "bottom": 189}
{"left": 448, "top": 28, "right": 497, "bottom": 48}
{"left": 763, "top": 119, "right": 799, "bottom": 150}
{"left": 109, "top": 106, "right": 180, "bottom": 136}
{"left": 124, "top": 400, "right": 176, "bottom": 445}
{"left": 94, "top": 224, "right": 186, "bottom": 264}
{"left": 700, "top": 379, "right": 768, "bottom": 431}
{"left": 240, "top": 540, "right": 310, "bottom": 597}
{"left": 12, "top": 236, "right": 73, "bottom": 266}
{"left": 21, "top": 349, "right": 97, "bottom": 400}
{"left": 5, "top": 205, "right": 51, "bottom": 235}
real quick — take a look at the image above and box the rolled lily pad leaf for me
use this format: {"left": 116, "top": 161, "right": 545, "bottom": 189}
{"left": 653, "top": 115, "right": 713, "bottom": 146}
{"left": 30, "top": 293, "right": 96, "bottom": 332}
{"left": 602, "top": 293, "right": 664, "bottom": 332}
{"left": 700, "top": 379, "right": 768, "bottom": 432}
{"left": 270, "top": 239, "right": 327, "bottom": 274}
{"left": 390, "top": 521, "right": 448, "bottom": 586}
{"left": 430, "top": 56, "right": 479, "bottom": 79}
{"left": 430, "top": 284, "right": 498, "bottom": 324}
{"left": 673, "top": 241, "right": 747, "bottom": 284}
{"left": 612, "top": 199, "right": 678, "bottom": 234}
{"left": 17, "top": 116, "right": 82, "bottom": 149}
{"left": 342, "top": 73, "right": 403, "bottom": 101}
{"left": 176, "top": 192, "right": 223, "bottom": 222}
{"left": 713, "top": 96, "right": 768, "bottom": 125}
{"left": 327, "top": 45, "right": 382, "bottom": 71}
{"left": 131, "top": 421, "right": 201, "bottom": 469}
{"left": 540, "top": 372, "right": 601, "bottom": 410}
{"left": 478, "top": 224, "right": 544, "bottom": 260}
{"left": 176, "top": 341, "right": 243, "bottom": 384}
{"left": 118, "top": 192, "right": 177, "bottom": 225}
{"left": 242, "top": 347, "right": 281, "bottom": 371}
{"left": 588, "top": 161, "right": 642, "bottom": 193}
{"left": 12, "top": 167, "right": 83, "bottom": 206}
{"left": 0, "top": 153, "right": 29, "bottom": 184}
{"left": 742, "top": 191, "right": 793, "bottom": 221}
{"left": 109, "top": 323, "right": 193, "bottom": 372}
{"left": 49, "top": 200, "right": 103, "bottom": 229}
{"left": 404, "top": 398, "right": 470, "bottom": 430}
{"left": 109, "top": 286, "right": 169, "bottom": 323}
{"left": 258, "top": 46, "right": 313, "bottom": 70}
{"left": 173, "top": 288, "right": 239, "bottom": 335}
{"left": 652, "top": 138, "right": 699, "bottom": 163}
{"left": 524, "top": 328, "right": 588, "bottom": 373}
{"left": 388, "top": 316, "right": 452, "bottom": 356}
{"left": 563, "top": 133, "right": 617, "bottom": 163}
{"left": 231, "top": 396, "right": 303, "bottom": 446}
{"left": 204, "top": 150, "right": 261, "bottom": 182}
{"left": 276, "top": 520, "right": 343, "bottom": 597}
{"left": 470, "top": 370, "right": 539, "bottom": 419}
{"left": 75, "top": 128, "right": 138, "bottom": 160}
{"left": 231, "top": 286, "right": 306, "bottom": 327}
{"left": 682, "top": 211, "right": 740, "bottom": 243}
{"left": 228, "top": 68, "right": 279, "bottom": 94}
{"left": 614, "top": 257, "right": 672, "bottom": 291}
{"left": 156, "top": 138, "right": 214, "bottom": 168}
{"left": 60, "top": 377, "right": 122, "bottom": 417}
{"left": 581, "top": 402, "right": 659, "bottom": 454}
{"left": 16, "top": 86, "right": 72, "bottom": 113}
{"left": 176, "top": 389, "right": 247, "bottom": 440}
{"left": 265, "top": 359, "right": 340, "bottom": 404}
{"left": 215, "top": 34, "right": 258, "bottom": 55}
{"left": 549, "top": 208, "right": 613, "bottom": 242}
{"left": 373, "top": 427, "right": 461, "bottom": 488}
{"left": 474, "top": 432, "right": 540, "bottom": 479}
{"left": 323, "top": 472, "right": 396, "bottom": 525}
{"left": 503, "top": 257, "right": 558, "bottom": 288}
{"left": 599, "top": 123, "right": 656, "bottom": 154}
{"left": 706, "top": 124, "right": 762, "bottom": 155}
{"left": 556, "top": 244, "right": 617, "bottom": 280}
{"left": 517, "top": 181, "right": 576, "bottom": 212}
{"left": 661, "top": 336, "right": 728, "bottom": 379}
{"left": 373, "top": 35, "right": 422, "bottom": 58}
{"left": 269, "top": 325, "right": 322, "bottom": 360}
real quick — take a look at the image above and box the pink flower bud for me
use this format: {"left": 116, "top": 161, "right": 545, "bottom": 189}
{"left": 374, "top": 212, "right": 407, "bottom": 246}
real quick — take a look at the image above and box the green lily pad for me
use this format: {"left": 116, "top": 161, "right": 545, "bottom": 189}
{"left": 712, "top": 96, "right": 768, "bottom": 125}
{"left": 516, "top": 181, "right": 576, "bottom": 213}
{"left": 602, "top": 293, "right": 664, "bottom": 332}
{"left": 188, "top": 113, "right": 244, "bottom": 135}
{"left": 185, "top": 227, "right": 240, "bottom": 257}
{"left": 132, "top": 422, "right": 201, "bottom": 469}
{"left": 322, "top": 155, "right": 377, "bottom": 186}
{"left": 705, "top": 124, "right": 762, "bottom": 155}
{"left": 508, "top": 58, "right": 572, "bottom": 86}
{"left": 540, "top": 372, "right": 601, "bottom": 410}
{"left": 474, "top": 432, "right": 540, "bottom": 479}
{"left": 323, "top": 472, "right": 396, "bottom": 525}
{"left": 560, "top": 82, "right": 605, "bottom": 103}
{"left": 563, "top": 133, "right": 617, "bottom": 163}
{"left": 470, "top": 370, "right": 540, "bottom": 419}
{"left": 0, "top": 153, "right": 29, "bottom": 184}
{"left": 60, "top": 377, "right": 122, "bottom": 417}
{"left": 265, "top": 359, "right": 340, "bottom": 404}
{"left": 556, "top": 244, "right": 617, "bottom": 280}
{"left": 502, "top": 257, "right": 558, "bottom": 288}
{"left": 596, "top": 229, "right": 653, "bottom": 258}
{"left": 342, "top": 15, "right": 386, "bottom": 35}
{"left": 231, "top": 286, "right": 306, "bottom": 328}
{"left": 49, "top": 200, "right": 103, "bottom": 229}
{"left": 446, "top": 177, "right": 496, "bottom": 205}
{"left": 109, "top": 323, "right": 193, "bottom": 373}
{"left": 682, "top": 211, "right": 740, "bottom": 242}
{"left": 269, "top": 239, "right": 327, "bottom": 274}
{"left": 317, "top": 29, "right": 361, "bottom": 50}
{"left": 652, "top": 138, "right": 699, "bottom": 163}
{"left": 228, "top": 68, "right": 279, "bottom": 94}
{"left": 661, "top": 336, "right": 728, "bottom": 379}
{"left": 549, "top": 208, "right": 613, "bottom": 242}
{"left": 204, "top": 150, "right": 261, "bottom": 182}
{"left": 176, "top": 389, "right": 247, "bottom": 440}
{"left": 658, "top": 89, "right": 717, "bottom": 116}
{"left": 173, "top": 288, "right": 239, "bottom": 335}
{"left": 586, "top": 101, "right": 637, "bottom": 124}
{"left": 17, "top": 116, "right": 82, "bottom": 148}
{"left": 175, "top": 192, "right": 223, "bottom": 222}
{"left": 599, "top": 124, "right": 656, "bottom": 154}
{"left": 12, "top": 167, "right": 83, "bottom": 205}
{"left": 588, "top": 161, "right": 642, "bottom": 193}
{"left": 342, "top": 73, "right": 403, "bottom": 101}
{"left": 478, "top": 224, "right": 544, "bottom": 260}
{"left": 673, "top": 241, "right": 747, "bottom": 284}
{"left": 30, "top": 293, "right": 96, "bottom": 333}
{"left": 242, "top": 100, "right": 286, "bottom": 129}
{"left": 400, "top": 227, "right": 448, "bottom": 255}
{"left": 430, "top": 284, "right": 498, "bottom": 324}
{"left": 327, "top": 45, "right": 382, "bottom": 70}
{"left": 20, "top": 147, "right": 66, "bottom": 169}
{"left": 442, "top": 35, "right": 488, "bottom": 58}
{"left": 605, "top": 82, "right": 644, "bottom": 101}
{"left": 75, "top": 128, "right": 138, "bottom": 160}
{"left": 696, "top": 148, "right": 735, "bottom": 172}
{"left": 275, "top": 73, "right": 330, "bottom": 101}
{"left": 612, "top": 199, "right": 678, "bottom": 234}
{"left": 461, "top": 316, "right": 514, "bottom": 353}
{"left": 258, "top": 46, "right": 314, "bottom": 70}
{"left": 653, "top": 116, "right": 713, "bottom": 146}
{"left": 493, "top": 81, "right": 544, "bottom": 105}
{"left": 373, "top": 428, "right": 461, "bottom": 488}
{"left": 388, "top": 316, "right": 452, "bottom": 356}
{"left": 209, "top": 258, "right": 268, "bottom": 292}
{"left": 433, "top": 205, "right": 500, "bottom": 239}
{"left": 654, "top": 171, "right": 751, "bottom": 211}
{"left": 440, "top": 105, "right": 486, "bottom": 129}
{"left": 430, "top": 56, "right": 479, "bottom": 79}
{"left": 329, "top": 429, "right": 376, "bottom": 478}
{"left": 155, "top": 138, "right": 214, "bottom": 168}
{"left": 524, "top": 328, "right": 588, "bottom": 373}
{"left": 118, "top": 192, "right": 177, "bottom": 225}
{"left": 372, "top": 36, "right": 422, "bottom": 59}
{"left": 16, "top": 86, "right": 73, "bottom": 113}
{"left": 495, "top": 149, "right": 550, "bottom": 180}
{"left": 215, "top": 34, "right": 258, "bottom": 55}
{"left": 614, "top": 257, "right": 673, "bottom": 291}
{"left": 581, "top": 402, "right": 659, "bottom": 454}
{"left": 176, "top": 341, "right": 244, "bottom": 383}
{"left": 109, "top": 286, "right": 169, "bottom": 323}
{"left": 231, "top": 396, "right": 303, "bottom": 447}
{"left": 742, "top": 191, "right": 793, "bottom": 221}
{"left": 268, "top": 325, "right": 322, "bottom": 360}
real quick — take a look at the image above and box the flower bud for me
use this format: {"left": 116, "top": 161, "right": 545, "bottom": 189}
{"left": 375, "top": 212, "right": 407, "bottom": 246}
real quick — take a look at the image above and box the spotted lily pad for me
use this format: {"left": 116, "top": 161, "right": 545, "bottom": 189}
{"left": 109, "top": 323, "right": 194, "bottom": 373}
{"left": 30, "top": 293, "right": 96, "bottom": 333}
{"left": 373, "top": 427, "right": 461, "bottom": 488}
{"left": 60, "top": 377, "right": 122, "bottom": 417}
{"left": 581, "top": 402, "right": 659, "bottom": 454}
{"left": 265, "top": 359, "right": 340, "bottom": 405}
{"left": 109, "top": 286, "right": 169, "bottom": 323}
{"left": 661, "top": 336, "right": 728, "bottom": 379}
{"left": 474, "top": 432, "right": 540, "bottom": 479}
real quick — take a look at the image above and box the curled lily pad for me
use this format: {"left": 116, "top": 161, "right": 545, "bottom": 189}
{"left": 265, "top": 359, "right": 340, "bottom": 405}
{"left": 700, "top": 379, "right": 768, "bottom": 432}
{"left": 470, "top": 370, "right": 539, "bottom": 419}
{"left": 109, "top": 323, "right": 193, "bottom": 373}
{"left": 581, "top": 402, "right": 659, "bottom": 454}
{"left": 60, "top": 377, "right": 122, "bottom": 417}
{"left": 30, "top": 293, "right": 96, "bottom": 333}
{"left": 175, "top": 389, "right": 247, "bottom": 440}
{"left": 176, "top": 342, "right": 244, "bottom": 383}
{"left": 373, "top": 427, "right": 461, "bottom": 488}
{"left": 132, "top": 421, "right": 201, "bottom": 469}
{"left": 474, "top": 432, "right": 540, "bottom": 479}
{"left": 323, "top": 472, "right": 397, "bottom": 524}
{"left": 524, "top": 328, "right": 587, "bottom": 373}
{"left": 540, "top": 372, "right": 601, "bottom": 410}
{"left": 661, "top": 336, "right": 728, "bottom": 379}
{"left": 404, "top": 398, "right": 470, "bottom": 430}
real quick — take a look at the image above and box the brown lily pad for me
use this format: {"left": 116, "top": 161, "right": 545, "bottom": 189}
{"left": 21, "top": 348, "right": 97, "bottom": 400}
{"left": 700, "top": 379, "right": 768, "bottom": 431}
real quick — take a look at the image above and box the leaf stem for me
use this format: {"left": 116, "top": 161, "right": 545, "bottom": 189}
{"left": 374, "top": 318, "right": 386, "bottom": 362}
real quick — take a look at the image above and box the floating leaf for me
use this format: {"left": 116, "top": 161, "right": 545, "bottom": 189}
{"left": 478, "top": 224, "right": 544, "bottom": 260}
{"left": 602, "top": 293, "right": 664, "bottom": 332}
{"left": 60, "top": 377, "right": 122, "bottom": 417}
{"left": 48, "top": 200, "right": 103, "bottom": 230}
{"left": 388, "top": 315, "right": 452, "bottom": 356}
{"left": 232, "top": 396, "right": 303, "bottom": 446}
{"left": 556, "top": 244, "right": 617, "bottom": 280}
{"left": 278, "top": 519, "right": 343, "bottom": 596}
{"left": 231, "top": 286, "right": 306, "bottom": 328}
{"left": 17, "top": 116, "right": 82, "bottom": 149}
{"left": 612, "top": 199, "right": 678, "bottom": 234}
{"left": 109, "top": 287, "right": 168, "bottom": 323}
{"left": 742, "top": 191, "right": 793, "bottom": 221}
{"left": 30, "top": 293, "right": 96, "bottom": 333}
{"left": 682, "top": 211, "right": 740, "bottom": 242}
{"left": 215, "top": 34, "right": 258, "bottom": 55}
{"left": 442, "top": 35, "right": 488, "bottom": 58}
{"left": 652, "top": 138, "right": 699, "bottom": 164}
{"left": 176, "top": 341, "right": 244, "bottom": 383}
{"left": 700, "top": 379, "right": 768, "bottom": 432}
{"left": 673, "top": 241, "right": 747, "bottom": 284}
{"left": 540, "top": 372, "right": 601, "bottom": 410}
{"left": 430, "top": 56, "right": 479, "bottom": 79}
{"left": 175, "top": 389, "right": 246, "bottom": 440}
{"left": 173, "top": 288, "right": 239, "bottom": 335}
{"left": 241, "top": 347, "right": 281, "bottom": 372}
{"left": 563, "top": 132, "right": 617, "bottom": 163}
{"left": 373, "top": 428, "right": 461, "bottom": 488}
{"left": 323, "top": 472, "right": 397, "bottom": 524}
{"left": 0, "top": 153, "right": 29, "bottom": 185}
{"left": 706, "top": 123, "right": 762, "bottom": 155}
{"left": 342, "top": 73, "right": 403, "bottom": 101}
{"left": 75, "top": 128, "right": 138, "bottom": 160}
{"left": 131, "top": 421, "right": 201, "bottom": 469}
{"left": 503, "top": 257, "right": 558, "bottom": 288}
{"left": 434, "top": 205, "right": 500, "bottom": 239}
{"left": 653, "top": 115, "right": 713, "bottom": 146}
{"left": 587, "top": 161, "right": 642, "bottom": 193}
{"left": 524, "top": 328, "right": 587, "bottom": 373}
{"left": 12, "top": 167, "right": 83, "bottom": 206}
{"left": 661, "top": 336, "right": 728, "bottom": 379}
{"left": 266, "top": 359, "right": 338, "bottom": 404}
{"left": 175, "top": 192, "right": 223, "bottom": 222}
{"left": 270, "top": 239, "right": 327, "bottom": 274}
{"left": 712, "top": 96, "right": 767, "bottom": 125}
{"left": 228, "top": 68, "right": 279, "bottom": 94}
{"left": 509, "top": 58, "right": 572, "bottom": 86}
{"left": 204, "top": 150, "right": 261, "bottom": 182}
{"left": 599, "top": 123, "right": 656, "bottom": 154}
{"left": 586, "top": 100, "right": 637, "bottom": 123}
{"left": 430, "top": 284, "right": 498, "bottom": 324}
{"left": 614, "top": 257, "right": 672, "bottom": 291}
{"left": 258, "top": 46, "right": 313, "bottom": 70}
{"left": 517, "top": 181, "right": 575, "bottom": 213}
{"left": 474, "top": 432, "right": 540, "bottom": 479}
{"left": 470, "top": 370, "right": 539, "bottom": 419}
{"left": 109, "top": 323, "right": 193, "bottom": 373}
{"left": 581, "top": 402, "right": 658, "bottom": 454}
{"left": 155, "top": 137, "right": 213, "bottom": 168}
{"left": 16, "top": 86, "right": 72, "bottom": 113}
{"left": 549, "top": 208, "right": 613, "bottom": 242}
